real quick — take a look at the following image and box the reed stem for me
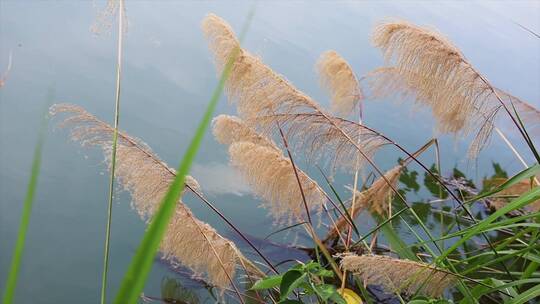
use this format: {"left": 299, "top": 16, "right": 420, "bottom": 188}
{"left": 100, "top": 1, "right": 124, "bottom": 303}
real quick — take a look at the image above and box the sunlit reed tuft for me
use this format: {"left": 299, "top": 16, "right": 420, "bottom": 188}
{"left": 316, "top": 50, "right": 363, "bottom": 117}
{"left": 212, "top": 114, "right": 280, "bottom": 151}
{"left": 50, "top": 104, "right": 239, "bottom": 287}
{"left": 202, "top": 13, "right": 240, "bottom": 72}
{"left": 203, "top": 15, "right": 385, "bottom": 173}
{"left": 341, "top": 254, "right": 456, "bottom": 297}
{"left": 228, "top": 141, "right": 325, "bottom": 223}
{"left": 371, "top": 21, "right": 507, "bottom": 157}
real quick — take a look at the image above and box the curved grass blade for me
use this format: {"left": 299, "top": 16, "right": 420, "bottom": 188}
{"left": 2, "top": 91, "right": 51, "bottom": 304}
{"left": 112, "top": 10, "right": 255, "bottom": 304}
{"left": 439, "top": 186, "right": 540, "bottom": 263}
{"left": 508, "top": 283, "right": 540, "bottom": 304}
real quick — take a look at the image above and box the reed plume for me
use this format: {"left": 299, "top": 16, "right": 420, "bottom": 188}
{"left": 341, "top": 254, "right": 456, "bottom": 297}
{"left": 50, "top": 104, "right": 240, "bottom": 287}
{"left": 228, "top": 141, "right": 325, "bottom": 223}
{"left": 498, "top": 91, "right": 540, "bottom": 137}
{"left": 371, "top": 21, "right": 508, "bottom": 157}
{"left": 212, "top": 114, "right": 280, "bottom": 151}
{"left": 366, "top": 67, "right": 540, "bottom": 142}
{"left": 203, "top": 14, "right": 386, "bottom": 173}
{"left": 316, "top": 50, "right": 363, "bottom": 117}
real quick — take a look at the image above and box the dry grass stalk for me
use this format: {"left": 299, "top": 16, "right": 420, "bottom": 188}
{"left": 50, "top": 103, "right": 241, "bottom": 287}
{"left": 341, "top": 254, "right": 456, "bottom": 297}
{"left": 228, "top": 141, "right": 325, "bottom": 223}
{"left": 316, "top": 50, "right": 363, "bottom": 117}
{"left": 203, "top": 14, "right": 386, "bottom": 173}
{"left": 371, "top": 21, "right": 508, "bottom": 157}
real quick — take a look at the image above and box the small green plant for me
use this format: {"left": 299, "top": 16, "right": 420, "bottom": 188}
{"left": 251, "top": 261, "right": 346, "bottom": 304}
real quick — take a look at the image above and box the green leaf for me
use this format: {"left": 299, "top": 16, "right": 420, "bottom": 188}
{"left": 374, "top": 213, "right": 418, "bottom": 261}
{"left": 280, "top": 270, "right": 306, "bottom": 300}
{"left": 250, "top": 275, "right": 283, "bottom": 290}
{"left": 113, "top": 12, "right": 255, "bottom": 303}
{"left": 313, "top": 284, "right": 337, "bottom": 301}
{"left": 278, "top": 300, "right": 303, "bottom": 304}
{"left": 329, "top": 291, "right": 347, "bottom": 304}
{"left": 2, "top": 91, "right": 50, "bottom": 304}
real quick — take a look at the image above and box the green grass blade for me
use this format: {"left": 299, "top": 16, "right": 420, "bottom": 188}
{"left": 112, "top": 11, "right": 254, "bottom": 304}
{"left": 507, "top": 283, "right": 540, "bottom": 304}
{"left": 2, "top": 93, "right": 51, "bottom": 304}
{"left": 439, "top": 186, "right": 540, "bottom": 263}
{"left": 470, "top": 164, "right": 540, "bottom": 203}
{"left": 373, "top": 213, "right": 417, "bottom": 261}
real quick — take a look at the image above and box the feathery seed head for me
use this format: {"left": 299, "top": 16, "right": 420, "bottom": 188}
{"left": 317, "top": 50, "right": 363, "bottom": 117}
{"left": 341, "top": 254, "right": 456, "bottom": 297}
{"left": 50, "top": 103, "right": 239, "bottom": 287}
{"left": 228, "top": 141, "right": 325, "bottom": 223}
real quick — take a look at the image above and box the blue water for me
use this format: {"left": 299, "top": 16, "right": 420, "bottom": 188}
{"left": 1, "top": 1, "right": 539, "bottom": 303}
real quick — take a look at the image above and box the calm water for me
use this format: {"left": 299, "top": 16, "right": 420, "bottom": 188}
{"left": 1, "top": 1, "right": 539, "bottom": 303}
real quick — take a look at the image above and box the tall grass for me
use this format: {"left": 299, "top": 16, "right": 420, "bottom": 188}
{"left": 100, "top": 0, "right": 125, "bottom": 303}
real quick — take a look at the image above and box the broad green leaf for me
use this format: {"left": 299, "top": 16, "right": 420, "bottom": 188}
{"left": 250, "top": 275, "right": 282, "bottom": 290}
{"left": 313, "top": 284, "right": 336, "bottom": 301}
{"left": 280, "top": 270, "right": 306, "bottom": 300}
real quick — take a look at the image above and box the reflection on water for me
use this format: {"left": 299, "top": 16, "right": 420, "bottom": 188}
{"left": 1, "top": 1, "right": 539, "bottom": 303}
